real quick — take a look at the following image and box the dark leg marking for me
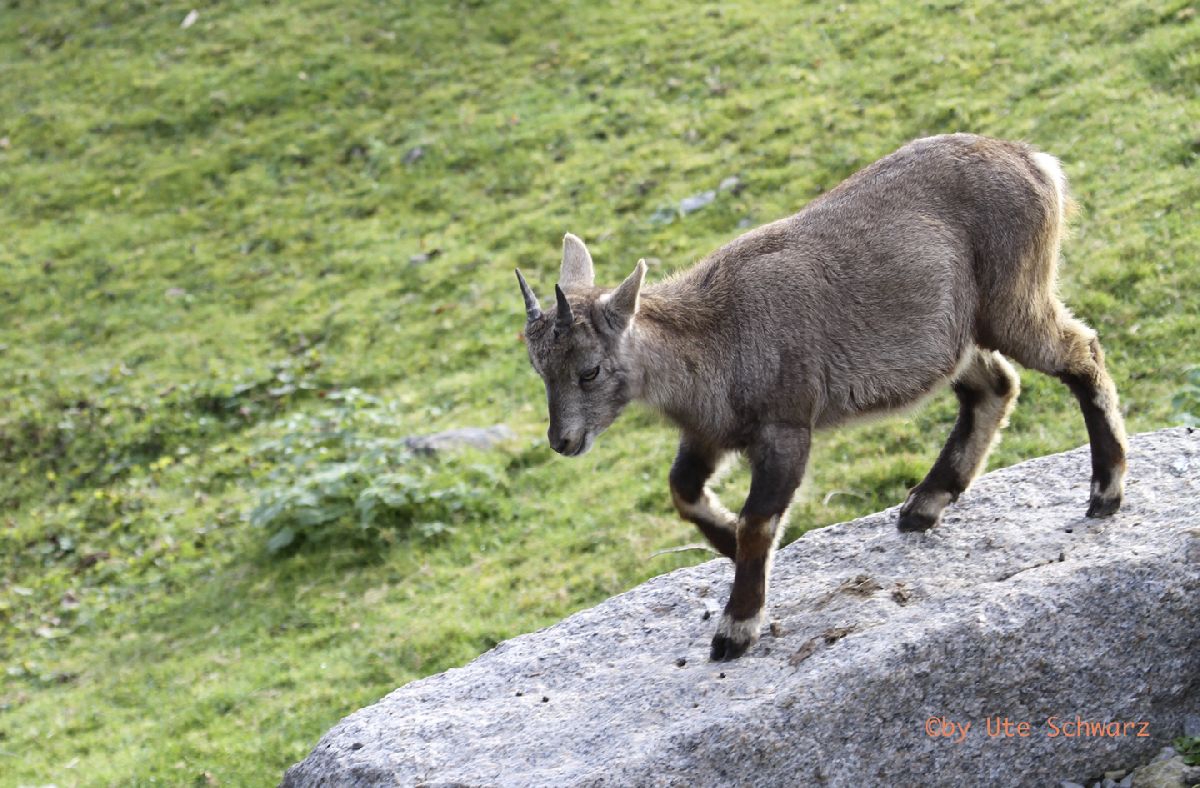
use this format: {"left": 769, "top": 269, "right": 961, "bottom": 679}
{"left": 898, "top": 381, "right": 979, "bottom": 532}
{"left": 710, "top": 524, "right": 773, "bottom": 661}
{"left": 711, "top": 428, "right": 809, "bottom": 662}
{"left": 725, "top": 527, "right": 773, "bottom": 621}
{"left": 899, "top": 351, "right": 1019, "bottom": 533}
{"left": 1007, "top": 319, "right": 1127, "bottom": 519}
{"left": 1057, "top": 368, "right": 1126, "bottom": 517}
{"left": 669, "top": 441, "right": 737, "bottom": 559}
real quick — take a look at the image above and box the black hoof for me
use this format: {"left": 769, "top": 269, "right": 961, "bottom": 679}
{"left": 1086, "top": 496, "right": 1121, "bottom": 518}
{"left": 897, "top": 509, "right": 939, "bottom": 533}
{"left": 710, "top": 633, "right": 750, "bottom": 662}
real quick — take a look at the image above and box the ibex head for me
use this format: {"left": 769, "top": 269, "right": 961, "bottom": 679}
{"left": 516, "top": 233, "right": 647, "bottom": 456}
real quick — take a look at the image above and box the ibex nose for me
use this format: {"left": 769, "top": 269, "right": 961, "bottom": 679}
{"left": 548, "top": 426, "right": 577, "bottom": 456}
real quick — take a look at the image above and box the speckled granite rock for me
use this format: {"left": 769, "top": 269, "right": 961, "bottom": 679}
{"left": 1124, "top": 747, "right": 1200, "bottom": 788}
{"left": 282, "top": 428, "right": 1200, "bottom": 787}
{"left": 403, "top": 425, "right": 515, "bottom": 454}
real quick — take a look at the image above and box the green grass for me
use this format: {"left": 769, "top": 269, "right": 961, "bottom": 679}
{"left": 1, "top": 0, "right": 1197, "bottom": 783}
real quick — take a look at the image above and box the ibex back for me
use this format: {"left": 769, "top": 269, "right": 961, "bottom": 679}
{"left": 515, "top": 133, "right": 1127, "bottom": 661}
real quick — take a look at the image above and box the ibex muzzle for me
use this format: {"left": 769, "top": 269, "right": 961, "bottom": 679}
{"left": 516, "top": 134, "right": 1127, "bottom": 661}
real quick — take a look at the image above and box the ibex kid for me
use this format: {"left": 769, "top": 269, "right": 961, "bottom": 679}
{"left": 515, "top": 133, "right": 1127, "bottom": 661}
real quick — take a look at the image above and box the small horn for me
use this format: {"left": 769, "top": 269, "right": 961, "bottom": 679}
{"left": 515, "top": 269, "right": 541, "bottom": 322}
{"left": 554, "top": 284, "right": 573, "bottom": 333}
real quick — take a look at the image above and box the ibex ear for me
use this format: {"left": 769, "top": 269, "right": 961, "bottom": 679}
{"left": 559, "top": 233, "right": 595, "bottom": 290}
{"left": 603, "top": 259, "right": 647, "bottom": 332}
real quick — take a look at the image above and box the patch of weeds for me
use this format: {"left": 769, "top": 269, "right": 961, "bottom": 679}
{"left": 248, "top": 389, "right": 510, "bottom": 553}
{"left": 1174, "top": 735, "right": 1200, "bottom": 766}
{"left": 1170, "top": 367, "right": 1200, "bottom": 426}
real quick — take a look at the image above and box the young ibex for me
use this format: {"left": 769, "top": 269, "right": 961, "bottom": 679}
{"left": 515, "top": 133, "right": 1127, "bottom": 661}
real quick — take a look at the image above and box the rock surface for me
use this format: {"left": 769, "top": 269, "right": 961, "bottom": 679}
{"left": 283, "top": 428, "right": 1200, "bottom": 787}
{"left": 1121, "top": 746, "right": 1200, "bottom": 787}
{"left": 403, "top": 425, "right": 514, "bottom": 454}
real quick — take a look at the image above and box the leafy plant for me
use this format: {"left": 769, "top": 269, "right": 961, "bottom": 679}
{"left": 1170, "top": 367, "right": 1200, "bottom": 427}
{"left": 1175, "top": 735, "right": 1200, "bottom": 767}
{"left": 247, "top": 391, "right": 507, "bottom": 552}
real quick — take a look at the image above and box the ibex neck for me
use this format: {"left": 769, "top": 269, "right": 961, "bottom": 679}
{"left": 625, "top": 286, "right": 722, "bottom": 420}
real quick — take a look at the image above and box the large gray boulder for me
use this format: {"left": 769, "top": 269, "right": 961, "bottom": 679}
{"left": 282, "top": 428, "right": 1200, "bottom": 787}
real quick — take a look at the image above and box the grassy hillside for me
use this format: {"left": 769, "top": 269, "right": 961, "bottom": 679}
{"left": 1, "top": 0, "right": 1197, "bottom": 783}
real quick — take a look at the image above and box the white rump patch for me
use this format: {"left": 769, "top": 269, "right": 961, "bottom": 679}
{"left": 1031, "top": 151, "right": 1068, "bottom": 224}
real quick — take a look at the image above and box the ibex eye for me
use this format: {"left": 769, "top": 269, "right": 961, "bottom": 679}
{"left": 580, "top": 366, "right": 600, "bottom": 383}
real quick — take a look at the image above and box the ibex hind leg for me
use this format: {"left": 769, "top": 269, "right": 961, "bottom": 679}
{"left": 999, "top": 306, "right": 1127, "bottom": 517}
{"left": 898, "top": 349, "right": 1020, "bottom": 532}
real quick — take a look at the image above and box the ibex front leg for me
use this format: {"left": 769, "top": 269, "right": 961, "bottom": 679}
{"left": 711, "top": 425, "right": 809, "bottom": 661}
{"left": 670, "top": 437, "right": 737, "bottom": 559}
